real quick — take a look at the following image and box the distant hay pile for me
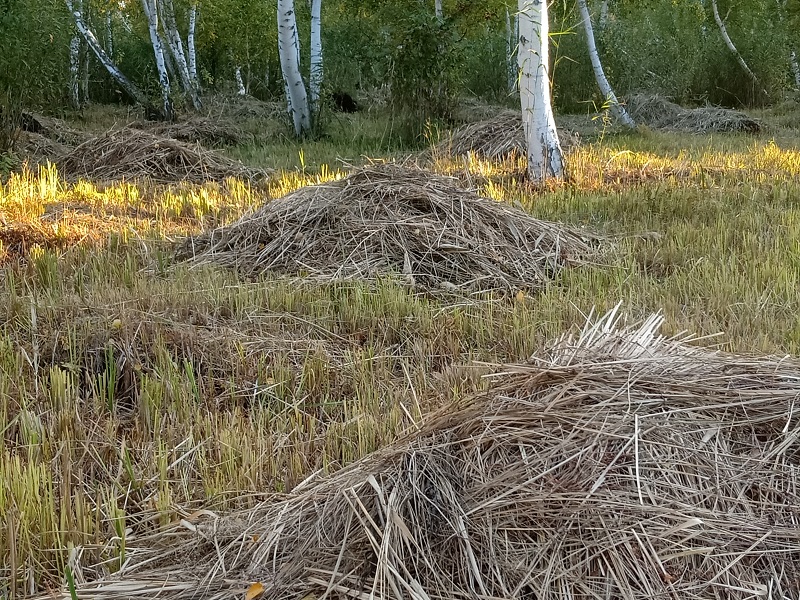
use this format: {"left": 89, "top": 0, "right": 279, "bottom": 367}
{"left": 627, "top": 94, "right": 762, "bottom": 133}
{"left": 58, "top": 128, "right": 269, "bottom": 183}
{"left": 438, "top": 110, "right": 580, "bottom": 160}
{"left": 176, "top": 163, "right": 594, "bottom": 292}
{"left": 133, "top": 117, "right": 253, "bottom": 146}
{"left": 63, "top": 311, "right": 800, "bottom": 600}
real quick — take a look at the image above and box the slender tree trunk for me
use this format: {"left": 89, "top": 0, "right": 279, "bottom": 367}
{"left": 159, "top": 0, "right": 201, "bottom": 109}
{"left": 710, "top": 0, "right": 768, "bottom": 98}
{"left": 791, "top": 50, "right": 800, "bottom": 89}
{"left": 506, "top": 9, "right": 516, "bottom": 93}
{"left": 518, "top": 0, "right": 563, "bottom": 181}
{"left": 65, "top": 0, "right": 151, "bottom": 109}
{"left": 187, "top": 3, "right": 198, "bottom": 86}
{"left": 278, "top": 0, "right": 312, "bottom": 136}
{"left": 309, "top": 0, "right": 323, "bottom": 113}
{"left": 577, "top": 0, "right": 634, "bottom": 127}
{"left": 69, "top": 34, "right": 81, "bottom": 109}
{"left": 141, "top": 0, "right": 173, "bottom": 120}
{"left": 235, "top": 66, "right": 246, "bottom": 95}
{"left": 434, "top": 0, "right": 442, "bottom": 19}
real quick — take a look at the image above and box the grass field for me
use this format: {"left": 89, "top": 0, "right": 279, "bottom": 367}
{"left": 2, "top": 103, "right": 800, "bottom": 597}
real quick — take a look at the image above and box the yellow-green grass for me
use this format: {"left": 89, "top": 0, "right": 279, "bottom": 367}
{"left": 2, "top": 121, "right": 800, "bottom": 597}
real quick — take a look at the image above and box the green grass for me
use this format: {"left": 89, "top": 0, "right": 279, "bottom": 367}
{"left": 2, "top": 106, "right": 800, "bottom": 597}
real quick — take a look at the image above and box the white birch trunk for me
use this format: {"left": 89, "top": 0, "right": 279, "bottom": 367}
{"left": 518, "top": 0, "right": 563, "bottom": 181}
{"left": 791, "top": 50, "right": 800, "bottom": 89}
{"left": 159, "top": 0, "right": 201, "bottom": 109}
{"left": 278, "top": 0, "right": 311, "bottom": 136}
{"left": 310, "top": 0, "right": 323, "bottom": 113}
{"left": 710, "top": 0, "right": 767, "bottom": 97}
{"left": 141, "top": 0, "right": 173, "bottom": 120}
{"left": 434, "top": 0, "right": 442, "bottom": 19}
{"left": 65, "top": 0, "right": 150, "bottom": 109}
{"left": 577, "top": 0, "right": 634, "bottom": 128}
{"left": 69, "top": 35, "right": 81, "bottom": 109}
{"left": 235, "top": 66, "right": 247, "bottom": 95}
{"left": 506, "top": 9, "right": 516, "bottom": 93}
{"left": 187, "top": 3, "right": 198, "bottom": 86}
{"left": 81, "top": 40, "right": 90, "bottom": 104}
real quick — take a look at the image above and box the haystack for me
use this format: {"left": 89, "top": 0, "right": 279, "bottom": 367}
{"left": 627, "top": 94, "right": 762, "bottom": 134}
{"left": 58, "top": 128, "right": 269, "bottom": 183}
{"left": 175, "top": 163, "right": 594, "bottom": 292}
{"left": 61, "top": 310, "right": 800, "bottom": 600}
{"left": 133, "top": 117, "right": 253, "bottom": 147}
{"left": 437, "top": 110, "right": 581, "bottom": 160}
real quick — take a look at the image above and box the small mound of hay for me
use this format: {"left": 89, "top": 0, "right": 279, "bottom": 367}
{"left": 58, "top": 128, "right": 269, "bottom": 183}
{"left": 438, "top": 110, "right": 580, "bottom": 160}
{"left": 133, "top": 117, "right": 253, "bottom": 147}
{"left": 176, "top": 163, "right": 594, "bottom": 292}
{"left": 627, "top": 94, "right": 762, "bottom": 133}
{"left": 62, "top": 309, "right": 800, "bottom": 600}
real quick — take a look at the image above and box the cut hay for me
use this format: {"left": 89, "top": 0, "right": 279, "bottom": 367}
{"left": 175, "top": 163, "right": 594, "bottom": 293}
{"left": 437, "top": 110, "right": 581, "bottom": 160}
{"left": 133, "top": 117, "right": 253, "bottom": 146}
{"left": 58, "top": 128, "right": 269, "bottom": 183}
{"left": 59, "top": 309, "right": 800, "bottom": 600}
{"left": 627, "top": 93, "right": 762, "bottom": 134}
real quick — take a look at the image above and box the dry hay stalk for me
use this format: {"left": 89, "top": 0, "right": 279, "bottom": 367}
{"left": 61, "top": 308, "right": 800, "bottom": 600}
{"left": 627, "top": 93, "right": 762, "bottom": 134}
{"left": 134, "top": 117, "right": 252, "bottom": 146}
{"left": 176, "top": 163, "right": 594, "bottom": 293}
{"left": 437, "top": 110, "right": 580, "bottom": 160}
{"left": 58, "top": 128, "right": 270, "bottom": 184}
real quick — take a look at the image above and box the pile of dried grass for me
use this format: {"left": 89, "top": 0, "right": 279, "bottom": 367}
{"left": 437, "top": 110, "right": 580, "bottom": 160}
{"left": 61, "top": 309, "right": 800, "bottom": 600}
{"left": 133, "top": 117, "right": 253, "bottom": 146}
{"left": 58, "top": 128, "right": 269, "bottom": 183}
{"left": 627, "top": 94, "right": 762, "bottom": 134}
{"left": 176, "top": 163, "right": 594, "bottom": 292}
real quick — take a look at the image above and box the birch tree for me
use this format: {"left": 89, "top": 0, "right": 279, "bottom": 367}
{"left": 710, "top": 0, "right": 767, "bottom": 98}
{"left": 577, "top": 0, "right": 634, "bottom": 127}
{"left": 434, "top": 0, "right": 442, "bottom": 19}
{"left": 159, "top": 0, "right": 202, "bottom": 109}
{"left": 69, "top": 34, "right": 81, "bottom": 108}
{"left": 65, "top": 0, "right": 151, "bottom": 110}
{"left": 309, "top": 0, "right": 323, "bottom": 113}
{"left": 187, "top": 3, "right": 199, "bottom": 87}
{"left": 518, "top": 0, "right": 563, "bottom": 181}
{"left": 506, "top": 8, "right": 517, "bottom": 93}
{"left": 141, "top": 0, "right": 174, "bottom": 119}
{"left": 278, "top": 0, "right": 311, "bottom": 136}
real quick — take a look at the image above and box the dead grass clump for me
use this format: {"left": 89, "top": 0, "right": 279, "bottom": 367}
{"left": 627, "top": 93, "right": 762, "bottom": 133}
{"left": 176, "top": 163, "right": 594, "bottom": 293}
{"left": 437, "top": 110, "right": 580, "bottom": 160}
{"left": 62, "top": 310, "right": 800, "bottom": 600}
{"left": 15, "top": 132, "right": 70, "bottom": 164}
{"left": 58, "top": 129, "right": 270, "bottom": 184}
{"left": 133, "top": 117, "right": 253, "bottom": 147}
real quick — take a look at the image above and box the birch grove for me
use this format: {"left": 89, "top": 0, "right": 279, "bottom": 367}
{"left": 518, "top": 0, "right": 564, "bottom": 181}
{"left": 278, "top": 0, "right": 312, "bottom": 136}
{"left": 577, "top": 0, "right": 634, "bottom": 128}
{"left": 159, "top": 0, "right": 202, "bottom": 109}
{"left": 141, "top": 0, "right": 174, "bottom": 120}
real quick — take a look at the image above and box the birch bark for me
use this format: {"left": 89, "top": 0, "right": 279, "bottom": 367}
{"left": 518, "top": 0, "right": 564, "bottom": 181}
{"left": 278, "top": 0, "right": 312, "bottom": 136}
{"left": 309, "top": 0, "right": 323, "bottom": 113}
{"left": 187, "top": 3, "right": 198, "bottom": 86}
{"left": 577, "top": 0, "right": 634, "bottom": 127}
{"left": 710, "top": 0, "right": 767, "bottom": 97}
{"left": 141, "top": 0, "right": 174, "bottom": 120}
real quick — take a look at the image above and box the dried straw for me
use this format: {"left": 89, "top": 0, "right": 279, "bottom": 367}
{"left": 60, "top": 308, "right": 800, "bottom": 600}
{"left": 176, "top": 163, "right": 595, "bottom": 293}
{"left": 134, "top": 117, "right": 253, "bottom": 147}
{"left": 627, "top": 94, "right": 762, "bottom": 134}
{"left": 437, "top": 110, "right": 581, "bottom": 160}
{"left": 58, "top": 128, "right": 270, "bottom": 184}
